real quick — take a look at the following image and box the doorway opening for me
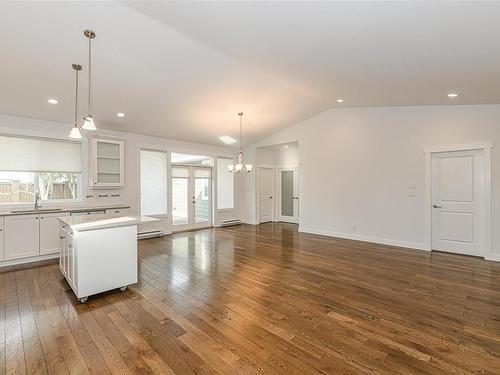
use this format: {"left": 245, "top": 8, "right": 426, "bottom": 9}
{"left": 255, "top": 142, "right": 299, "bottom": 224}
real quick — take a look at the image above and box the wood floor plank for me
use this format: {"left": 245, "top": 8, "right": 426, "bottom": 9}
{"left": 2, "top": 222, "right": 500, "bottom": 374}
{"left": 4, "top": 271, "right": 26, "bottom": 375}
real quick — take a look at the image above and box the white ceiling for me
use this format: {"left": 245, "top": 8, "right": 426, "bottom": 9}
{"left": 1, "top": 2, "right": 500, "bottom": 146}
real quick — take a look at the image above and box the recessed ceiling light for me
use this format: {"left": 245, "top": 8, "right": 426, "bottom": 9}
{"left": 47, "top": 99, "right": 58, "bottom": 104}
{"left": 219, "top": 135, "right": 237, "bottom": 145}
{"left": 337, "top": 98, "right": 344, "bottom": 103}
{"left": 447, "top": 93, "right": 458, "bottom": 98}
{"left": 283, "top": 145, "right": 289, "bottom": 149}
{"left": 117, "top": 112, "right": 125, "bottom": 117}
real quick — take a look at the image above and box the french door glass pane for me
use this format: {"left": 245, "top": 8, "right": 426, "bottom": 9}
{"left": 281, "top": 170, "right": 294, "bottom": 216}
{"left": 195, "top": 178, "right": 210, "bottom": 223}
{"left": 172, "top": 178, "right": 188, "bottom": 225}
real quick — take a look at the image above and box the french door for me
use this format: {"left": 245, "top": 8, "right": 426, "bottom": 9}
{"left": 279, "top": 168, "right": 299, "bottom": 224}
{"left": 171, "top": 166, "right": 212, "bottom": 231}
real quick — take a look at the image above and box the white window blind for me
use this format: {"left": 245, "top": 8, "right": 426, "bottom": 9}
{"left": 0, "top": 135, "right": 82, "bottom": 172}
{"left": 171, "top": 167, "right": 189, "bottom": 178}
{"left": 217, "top": 158, "right": 234, "bottom": 210}
{"left": 140, "top": 150, "right": 167, "bottom": 216}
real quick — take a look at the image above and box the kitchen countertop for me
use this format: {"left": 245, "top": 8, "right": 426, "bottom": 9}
{"left": 58, "top": 214, "right": 159, "bottom": 232}
{"left": 0, "top": 204, "right": 131, "bottom": 217}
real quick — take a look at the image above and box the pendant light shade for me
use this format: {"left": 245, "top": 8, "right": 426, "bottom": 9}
{"left": 82, "top": 115, "right": 96, "bottom": 131}
{"left": 69, "top": 126, "right": 82, "bottom": 139}
{"left": 228, "top": 113, "right": 252, "bottom": 173}
{"left": 82, "top": 29, "right": 97, "bottom": 131}
{"left": 69, "top": 64, "right": 83, "bottom": 139}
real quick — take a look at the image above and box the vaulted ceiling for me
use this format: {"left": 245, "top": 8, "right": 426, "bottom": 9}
{"left": 1, "top": 1, "right": 499, "bottom": 146}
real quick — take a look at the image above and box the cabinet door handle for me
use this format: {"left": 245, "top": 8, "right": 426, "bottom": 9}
{"left": 59, "top": 236, "right": 64, "bottom": 239}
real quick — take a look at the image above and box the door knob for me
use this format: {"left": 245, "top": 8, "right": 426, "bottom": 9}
{"left": 269, "top": 196, "right": 272, "bottom": 199}
{"left": 432, "top": 204, "right": 442, "bottom": 208}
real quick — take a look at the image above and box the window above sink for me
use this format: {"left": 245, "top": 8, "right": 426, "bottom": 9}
{"left": 0, "top": 171, "right": 82, "bottom": 205}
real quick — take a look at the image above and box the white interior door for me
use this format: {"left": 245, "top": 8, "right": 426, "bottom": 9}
{"left": 280, "top": 168, "right": 299, "bottom": 224}
{"left": 259, "top": 168, "right": 274, "bottom": 223}
{"left": 431, "top": 150, "right": 483, "bottom": 256}
{"left": 172, "top": 166, "right": 212, "bottom": 231}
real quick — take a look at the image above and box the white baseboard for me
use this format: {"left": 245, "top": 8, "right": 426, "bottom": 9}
{"left": 0, "top": 253, "right": 59, "bottom": 268}
{"left": 484, "top": 253, "right": 500, "bottom": 262}
{"left": 298, "top": 227, "right": 429, "bottom": 252}
{"left": 242, "top": 220, "right": 259, "bottom": 225}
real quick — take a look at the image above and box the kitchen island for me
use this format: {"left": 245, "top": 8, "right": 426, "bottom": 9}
{"left": 58, "top": 214, "right": 158, "bottom": 303}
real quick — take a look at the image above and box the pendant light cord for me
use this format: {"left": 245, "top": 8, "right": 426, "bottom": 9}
{"left": 75, "top": 68, "right": 79, "bottom": 126}
{"left": 88, "top": 36, "right": 92, "bottom": 114}
{"left": 239, "top": 112, "right": 243, "bottom": 152}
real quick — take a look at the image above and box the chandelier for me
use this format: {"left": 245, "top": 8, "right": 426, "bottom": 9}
{"left": 228, "top": 112, "right": 252, "bottom": 173}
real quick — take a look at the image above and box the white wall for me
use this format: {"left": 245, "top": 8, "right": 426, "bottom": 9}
{"left": 0, "top": 114, "right": 242, "bottom": 232}
{"left": 255, "top": 143, "right": 298, "bottom": 167}
{"left": 246, "top": 104, "right": 500, "bottom": 259}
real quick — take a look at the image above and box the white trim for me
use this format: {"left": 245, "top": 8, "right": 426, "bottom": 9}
{"left": 0, "top": 253, "right": 59, "bottom": 268}
{"left": 298, "top": 227, "right": 428, "bottom": 251}
{"left": 242, "top": 219, "right": 259, "bottom": 225}
{"left": 424, "top": 142, "right": 492, "bottom": 154}
{"left": 424, "top": 142, "right": 492, "bottom": 258}
{"left": 484, "top": 253, "right": 500, "bottom": 262}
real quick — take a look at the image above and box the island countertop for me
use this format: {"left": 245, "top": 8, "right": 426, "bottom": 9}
{"left": 58, "top": 214, "right": 159, "bottom": 232}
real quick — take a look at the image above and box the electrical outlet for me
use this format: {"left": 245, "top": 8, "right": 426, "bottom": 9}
{"left": 408, "top": 183, "right": 417, "bottom": 198}
{"left": 111, "top": 194, "right": 120, "bottom": 198}
{"left": 98, "top": 194, "right": 109, "bottom": 198}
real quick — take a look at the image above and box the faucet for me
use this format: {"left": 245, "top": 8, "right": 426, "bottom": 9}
{"left": 34, "top": 191, "right": 41, "bottom": 211}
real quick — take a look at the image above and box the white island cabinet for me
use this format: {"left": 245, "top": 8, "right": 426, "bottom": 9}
{"left": 58, "top": 214, "right": 157, "bottom": 303}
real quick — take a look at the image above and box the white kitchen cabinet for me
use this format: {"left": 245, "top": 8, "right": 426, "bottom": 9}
{"left": 40, "top": 212, "right": 70, "bottom": 255}
{"left": 59, "top": 225, "right": 66, "bottom": 273}
{"left": 91, "top": 138, "right": 125, "bottom": 188}
{"left": 58, "top": 217, "right": 137, "bottom": 303}
{"left": 4, "top": 214, "right": 39, "bottom": 260}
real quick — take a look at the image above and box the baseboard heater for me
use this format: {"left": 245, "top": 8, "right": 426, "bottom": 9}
{"left": 137, "top": 229, "right": 165, "bottom": 239}
{"left": 220, "top": 219, "right": 241, "bottom": 227}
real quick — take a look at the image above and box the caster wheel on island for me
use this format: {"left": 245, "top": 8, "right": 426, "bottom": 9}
{"left": 79, "top": 297, "right": 88, "bottom": 303}
{"left": 120, "top": 286, "right": 127, "bottom": 292}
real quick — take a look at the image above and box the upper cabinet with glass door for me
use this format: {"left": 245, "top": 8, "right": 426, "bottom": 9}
{"left": 91, "top": 138, "right": 125, "bottom": 188}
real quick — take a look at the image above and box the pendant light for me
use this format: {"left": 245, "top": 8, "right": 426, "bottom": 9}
{"left": 69, "top": 64, "right": 83, "bottom": 139}
{"left": 82, "top": 29, "right": 97, "bottom": 130}
{"left": 228, "top": 112, "right": 252, "bottom": 173}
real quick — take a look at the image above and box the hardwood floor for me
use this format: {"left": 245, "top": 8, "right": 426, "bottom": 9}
{"left": 1, "top": 222, "right": 500, "bottom": 374}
